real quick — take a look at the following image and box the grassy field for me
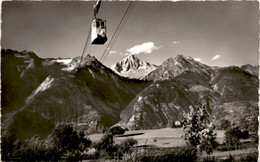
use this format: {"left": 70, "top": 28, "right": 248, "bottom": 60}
{"left": 87, "top": 128, "right": 257, "bottom": 161}
{"left": 88, "top": 127, "right": 225, "bottom": 148}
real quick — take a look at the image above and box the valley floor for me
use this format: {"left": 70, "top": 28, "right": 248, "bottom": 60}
{"left": 85, "top": 128, "right": 258, "bottom": 161}
{"left": 88, "top": 127, "right": 225, "bottom": 148}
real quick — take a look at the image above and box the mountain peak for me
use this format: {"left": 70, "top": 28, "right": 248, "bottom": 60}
{"left": 85, "top": 54, "right": 98, "bottom": 62}
{"left": 144, "top": 55, "right": 210, "bottom": 81}
{"left": 161, "top": 55, "right": 189, "bottom": 68}
{"left": 126, "top": 54, "right": 136, "bottom": 59}
{"left": 174, "top": 54, "right": 193, "bottom": 63}
{"left": 111, "top": 55, "right": 157, "bottom": 79}
{"left": 241, "top": 64, "right": 259, "bottom": 76}
{"left": 113, "top": 54, "right": 142, "bottom": 72}
{"left": 123, "top": 54, "right": 139, "bottom": 64}
{"left": 164, "top": 54, "right": 188, "bottom": 64}
{"left": 79, "top": 54, "right": 101, "bottom": 68}
{"left": 175, "top": 54, "right": 185, "bottom": 59}
{"left": 2, "top": 49, "right": 40, "bottom": 61}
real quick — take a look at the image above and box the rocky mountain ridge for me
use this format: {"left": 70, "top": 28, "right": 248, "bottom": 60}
{"left": 117, "top": 55, "right": 258, "bottom": 130}
{"left": 144, "top": 54, "right": 213, "bottom": 81}
{"left": 1, "top": 49, "right": 258, "bottom": 142}
{"left": 2, "top": 49, "right": 150, "bottom": 141}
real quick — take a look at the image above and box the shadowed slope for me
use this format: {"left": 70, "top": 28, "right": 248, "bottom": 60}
{"left": 2, "top": 50, "right": 150, "bottom": 141}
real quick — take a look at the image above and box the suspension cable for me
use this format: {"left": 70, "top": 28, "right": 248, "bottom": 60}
{"left": 80, "top": 25, "right": 92, "bottom": 63}
{"left": 100, "top": 1, "right": 136, "bottom": 62}
{"left": 101, "top": 2, "right": 136, "bottom": 62}
{"left": 80, "top": 1, "right": 136, "bottom": 64}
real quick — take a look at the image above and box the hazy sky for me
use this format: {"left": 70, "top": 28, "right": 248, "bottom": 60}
{"left": 2, "top": 1, "right": 259, "bottom": 67}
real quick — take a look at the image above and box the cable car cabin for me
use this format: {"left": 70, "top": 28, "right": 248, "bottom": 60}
{"left": 91, "top": 18, "right": 107, "bottom": 44}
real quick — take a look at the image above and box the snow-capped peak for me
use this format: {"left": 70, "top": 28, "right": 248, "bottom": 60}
{"left": 111, "top": 54, "right": 157, "bottom": 79}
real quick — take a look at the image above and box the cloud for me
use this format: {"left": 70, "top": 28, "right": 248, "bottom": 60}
{"left": 108, "top": 50, "right": 117, "bottom": 56}
{"left": 109, "top": 51, "right": 117, "bottom": 54}
{"left": 126, "top": 42, "right": 162, "bottom": 55}
{"left": 211, "top": 55, "right": 221, "bottom": 61}
{"left": 172, "top": 41, "right": 180, "bottom": 44}
{"left": 119, "top": 52, "right": 128, "bottom": 56}
{"left": 194, "top": 58, "right": 202, "bottom": 62}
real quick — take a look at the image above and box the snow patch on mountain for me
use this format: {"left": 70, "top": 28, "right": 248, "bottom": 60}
{"left": 61, "top": 57, "right": 81, "bottom": 72}
{"left": 88, "top": 69, "right": 96, "bottom": 78}
{"left": 15, "top": 54, "right": 30, "bottom": 59}
{"left": 26, "top": 76, "right": 54, "bottom": 103}
{"left": 62, "top": 64, "right": 77, "bottom": 72}
{"left": 53, "top": 58, "right": 72, "bottom": 64}
{"left": 189, "top": 85, "right": 212, "bottom": 92}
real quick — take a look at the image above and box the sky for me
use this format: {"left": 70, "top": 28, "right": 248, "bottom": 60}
{"left": 1, "top": 1, "right": 259, "bottom": 67}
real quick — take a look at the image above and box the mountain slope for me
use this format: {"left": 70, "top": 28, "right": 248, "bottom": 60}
{"left": 1, "top": 49, "right": 65, "bottom": 114}
{"left": 118, "top": 55, "right": 258, "bottom": 130}
{"left": 2, "top": 51, "right": 150, "bottom": 141}
{"left": 2, "top": 50, "right": 258, "bottom": 141}
{"left": 111, "top": 54, "right": 157, "bottom": 79}
{"left": 210, "top": 66, "right": 258, "bottom": 103}
{"left": 119, "top": 71, "right": 219, "bottom": 130}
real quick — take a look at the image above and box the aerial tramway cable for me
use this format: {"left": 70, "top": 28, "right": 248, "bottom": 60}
{"left": 80, "top": 1, "right": 136, "bottom": 64}
{"left": 80, "top": 27, "right": 92, "bottom": 63}
{"left": 100, "top": 1, "right": 136, "bottom": 62}
{"left": 79, "top": 0, "right": 102, "bottom": 63}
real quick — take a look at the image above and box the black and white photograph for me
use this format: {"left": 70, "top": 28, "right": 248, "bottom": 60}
{"left": 1, "top": 0, "right": 259, "bottom": 161}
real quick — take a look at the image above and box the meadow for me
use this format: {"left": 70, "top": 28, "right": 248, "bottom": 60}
{"left": 88, "top": 127, "right": 258, "bottom": 161}
{"left": 89, "top": 128, "right": 225, "bottom": 147}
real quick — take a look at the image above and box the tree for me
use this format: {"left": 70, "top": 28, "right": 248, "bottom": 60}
{"left": 51, "top": 123, "right": 92, "bottom": 155}
{"left": 117, "top": 138, "right": 137, "bottom": 155}
{"left": 93, "top": 132, "right": 138, "bottom": 159}
{"left": 224, "top": 127, "right": 241, "bottom": 150}
{"left": 182, "top": 106, "right": 217, "bottom": 155}
{"left": 109, "top": 126, "right": 125, "bottom": 136}
{"left": 2, "top": 134, "right": 16, "bottom": 158}
{"left": 77, "top": 131, "right": 92, "bottom": 153}
{"left": 247, "top": 116, "right": 258, "bottom": 143}
{"left": 220, "top": 119, "right": 231, "bottom": 130}
{"left": 51, "top": 123, "right": 78, "bottom": 153}
{"left": 18, "top": 135, "right": 61, "bottom": 161}
{"left": 92, "top": 132, "right": 117, "bottom": 158}
{"left": 239, "top": 116, "right": 258, "bottom": 143}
